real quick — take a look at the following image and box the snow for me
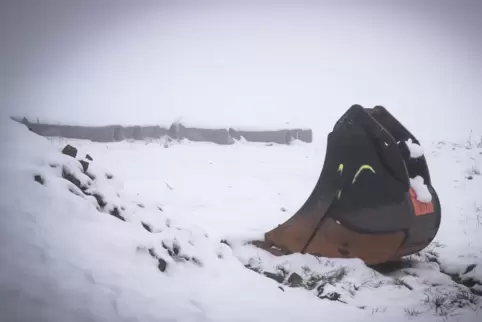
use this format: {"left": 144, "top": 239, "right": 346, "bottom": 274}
{"left": 409, "top": 176, "right": 432, "bottom": 203}
{"left": 1, "top": 118, "right": 482, "bottom": 322}
{"left": 406, "top": 138, "right": 425, "bottom": 159}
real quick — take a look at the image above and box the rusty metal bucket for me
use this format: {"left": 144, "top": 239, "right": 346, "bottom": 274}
{"left": 259, "top": 105, "right": 441, "bottom": 265}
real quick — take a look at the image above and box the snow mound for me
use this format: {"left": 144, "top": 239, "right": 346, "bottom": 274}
{"left": 409, "top": 175, "right": 432, "bottom": 203}
{"left": 1, "top": 118, "right": 481, "bottom": 322}
{"left": 406, "top": 138, "right": 424, "bottom": 158}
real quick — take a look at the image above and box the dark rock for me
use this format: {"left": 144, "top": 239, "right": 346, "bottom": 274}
{"left": 61, "top": 144, "right": 77, "bottom": 158}
{"left": 191, "top": 257, "right": 202, "bottom": 266}
{"left": 141, "top": 222, "right": 153, "bottom": 233}
{"left": 161, "top": 241, "right": 176, "bottom": 257}
{"left": 148, "top": 248, "right": 157, "bottom": 258}
{"left": 286, "top": 272, "right": 303, "bottom": 287}
{"left": 158, "top": 258, "right": 167, "bottom": 272}
{"left": 467, "top": 175, "right": 473, "bottom": 180}
{"left": 34, "top": 175, "right": 44, "bottom": 185}
{"left": 263, "top": 271, "right": 285, "bottom": 283}
{"left": 172, "top": 241, "right": 180, "bottom": 256}
{"left": 92, "top": 193, "right": 107, "bottom": 208}
{"left": 244, "top": 264, "right": 262, "bottom": 273}
{"left": 109, "top": 207, "right": 125, "bottom": 221}
{"left": 85, "top": 154, "right": 93, "bottom": 161}
{"left": 157, "top": 206, "right": 164, "bottom": 212}
{"left": 62, "top": 167, "right": 82, "bottom": 189}
{"left": 464, "top": 264, "right": 477, "bottom": 275}
{"left": 278, "top": 286, "right": 285, "bottom": 292}
{"left": 220, "top": 239, "right": 231, "bottom": 247}
{"left": 137, "top": 203, "right": 145, "bottom": 208}
{"left": 79, "top": 160, "right": 89, "bottom": 172}
{"left": 316, "top": 284, "right": 325, "bottom": 296}
{"left": 319, "top": 292, "right": 342, "bottom": 301}
{"left": 105, "top": 173, "right": 113, "bottom": 179}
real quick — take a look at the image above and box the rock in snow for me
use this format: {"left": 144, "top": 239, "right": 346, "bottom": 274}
{"left": 61, "top": 144, "right": 78, "bottom": 158}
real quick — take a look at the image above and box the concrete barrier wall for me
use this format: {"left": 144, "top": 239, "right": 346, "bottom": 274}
{"left": 16, "top": 118, "right": 313, "bottom": 145}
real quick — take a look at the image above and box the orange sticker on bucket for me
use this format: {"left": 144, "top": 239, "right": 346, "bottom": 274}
{"left": 410, "top": 188, "right": 434, "bottom": 216}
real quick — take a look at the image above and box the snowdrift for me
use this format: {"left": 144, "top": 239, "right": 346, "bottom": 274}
{"left": 1, "top": 118, "right": 481, "bottom": 322}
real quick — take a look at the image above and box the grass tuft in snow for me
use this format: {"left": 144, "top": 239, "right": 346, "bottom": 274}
{"left": 391, "top": 277, "right": 413, "bottom": 291}
{"left": 403, "top": 308, "right": 421, "bottom": 317}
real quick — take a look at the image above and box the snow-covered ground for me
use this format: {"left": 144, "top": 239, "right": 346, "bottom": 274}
{"left": 1, "top": 118, "right": 481, "bottom": 322}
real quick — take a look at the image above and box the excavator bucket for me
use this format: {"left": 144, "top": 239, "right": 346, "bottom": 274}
{"left": 260, "top": 104, "right": 441, "bottom": 265}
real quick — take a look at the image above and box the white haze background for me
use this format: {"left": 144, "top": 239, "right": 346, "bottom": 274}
{"left": 1, "top": 0, "right": 481, "bottom": 142}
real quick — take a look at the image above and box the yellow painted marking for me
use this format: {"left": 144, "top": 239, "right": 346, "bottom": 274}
{"left": 337, "top": 163, "right": 344, "bottom": 175}
{"left": 352, "top": 164, "right": 376, "bottom": 184}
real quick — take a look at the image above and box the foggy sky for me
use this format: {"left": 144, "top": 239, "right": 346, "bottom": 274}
{"left": 1, "top": 0, "right": 481, "bottom": 141}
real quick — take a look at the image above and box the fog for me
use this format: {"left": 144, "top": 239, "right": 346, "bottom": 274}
{"left": 1, "top": 0, "right": 481, "bottom": 141}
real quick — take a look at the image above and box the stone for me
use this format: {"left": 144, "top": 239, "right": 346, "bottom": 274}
{"left": 464, "top": 264, "right": 477, "bottom": 275}
{"left": 141, "top": 222, "right": 153, "bottom": 233}
{"left": 61, "top": 144, "right": 77, "bottom": 158}
{"left": 109, "top": 207, "right": 125, "bottom": 221}
{"left": 286, "top": 272, "right": 303, "bottom": 287}
{"left": 92, "top": 193, "right": 107, "bottom": 208}
{"left": 191, "top": 257, "right": 202, "bottom": 266}
{"left": 79, "top": 160, "right": 89, "bottom": 172}
{"left": 34, "top": 175, "right": 44, "bottom": 185}
{"left": 263, "top": 271, "right": 285, "bottom": 283}
{"left": 158, "top": 258, "right": 167, "bottom": 272}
